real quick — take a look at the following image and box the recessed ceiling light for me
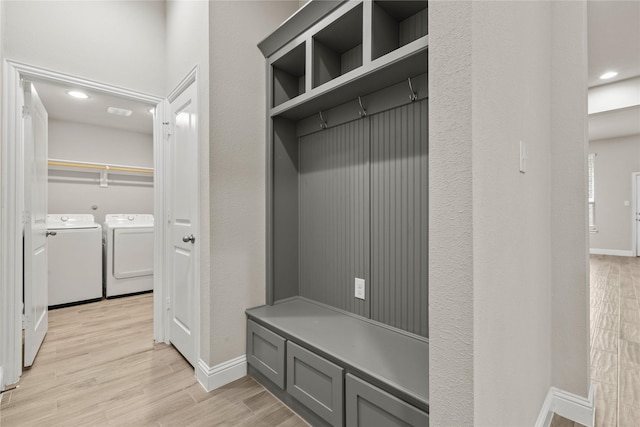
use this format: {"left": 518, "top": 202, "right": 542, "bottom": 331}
{"left": 599, "top": 71, "right": 618, "bottom": 80}
{"left": 67, "top": 90, "right": 89, "bottom": 99}
{"left": 107, "top": 107, "right": 133, "bottom": 117}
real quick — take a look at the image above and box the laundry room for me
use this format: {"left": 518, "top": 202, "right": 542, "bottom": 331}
{"left": 33, "top": 78, "right": 156, "bottom": 307}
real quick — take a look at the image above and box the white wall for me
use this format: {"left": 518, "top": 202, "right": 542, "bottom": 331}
{"left": 472, "top": 1, "right": 553, "bottom": 424}
{"left": 0, "top": 0, "right": 298, "bottom": 378}
{"left": 208, "top": 1, "right": 300, "bottom": 366}
{"left": 0, "top": 0, "right": 5, "bottom": 395}
{"left": 164, "top": 0, "right": 212, "bottom": 365}
{"left": 429, "top": 1, "right": 473, "bottom": 423}
{"left": 430, "top": 1, "right": 589, "bottom": 424}
{"left": 47, "top": 120, "right": 153, "bottom": 225}
{"left": 549, "top": 0, "right": 590, "bottom": 397}
{"left": 3, "top": 1, "right": 165, "bottom": 96}
{"left": 589, "top": 135, "right": 640, "bottom": 253}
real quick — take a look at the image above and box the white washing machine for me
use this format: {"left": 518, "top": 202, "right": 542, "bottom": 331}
{"left": 103, "top": 214, "right": 154, "bottom": 298}
{"left": 47, "top": 214, "right": 103, "bottom": 308}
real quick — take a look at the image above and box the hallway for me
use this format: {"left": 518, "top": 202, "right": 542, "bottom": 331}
{"left": 589, "top": 255, "right": 640, "bottom": 427}
{"left": 0, "top": 294, "right": 306, "bottom": 426}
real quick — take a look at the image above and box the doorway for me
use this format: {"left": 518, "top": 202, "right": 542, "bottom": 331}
{"left": 633, "top": 172, "right": 640, "bottom": 256}
{"left": 1, "top": 60, "right": 200, "bottom": 386}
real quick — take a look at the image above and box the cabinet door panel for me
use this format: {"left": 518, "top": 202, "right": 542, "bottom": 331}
{"left": 247, "top": 320, "right": 286, "bottom": 388}
{"left": 346, "top": 374, "right": 428, "bottom": 427}
{"left": 287, "top": 341, "right": 343, "bottom": 426}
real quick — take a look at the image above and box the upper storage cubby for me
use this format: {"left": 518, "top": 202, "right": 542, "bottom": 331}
{"left": 313, "top": 3, "right": 363, "bottom": 88}
{"left": 272, "top": 42, "right": 306, "bottom": 108}
{"left": 372, "top": 0, "right": 428, "bottom": 60}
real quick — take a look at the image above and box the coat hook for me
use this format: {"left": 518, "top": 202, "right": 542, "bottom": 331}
{"left": 358, "top": 97, "right": 367, "bottom": 117}
{"left": 319, "top": 111, "right": 328, "bottom": 130}
{"left": 407, "top": 77, "right": 418, "bottom": 102}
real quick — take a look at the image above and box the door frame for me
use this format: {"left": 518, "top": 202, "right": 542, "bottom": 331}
{"left": 0, "top": 59, "right": 171, "bottom": 385}
{"left": 632, "top": 172, "right": 640, "bottom": 257}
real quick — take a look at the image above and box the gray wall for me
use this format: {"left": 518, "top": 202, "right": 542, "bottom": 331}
{"left": 208, "top": 1, "right": 301, "bottom": 366}
{"left": 589, "top": 135, "right": 640, "bottom": 254}
{"left": 47, "top": 120, "right": 153, "bottom": 225}
{"left": 297, "top": 101, "right": 428, "bottom": 338}
{"left": 370, "top": 101, "right": 428, "bottom": 337}
{"left": 429, "top": 1, "right": 589, "bottom": 424}
{"left": 299, "top": 118, "right": 370, "bottom": 319}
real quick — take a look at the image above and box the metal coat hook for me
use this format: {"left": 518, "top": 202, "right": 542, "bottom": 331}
{"left": 407, "top": 77, "right": 418, "bottom": 102}
{"left": 319, "top": 111, "right": 328, "bottom": 130}
{"left": 358, "top": 97, "right": 367, "bottom": 117}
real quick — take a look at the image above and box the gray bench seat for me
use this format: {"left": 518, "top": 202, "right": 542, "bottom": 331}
{"left": 245, "top": 297, "right": 429, "bottom": 413}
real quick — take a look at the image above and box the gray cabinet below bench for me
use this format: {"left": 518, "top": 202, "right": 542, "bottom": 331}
{"left": 287, "top": 341, "right": 344, "bottom": 426}
{"left": 247, "top": 320, "right": 286, "bottom": 389}
{"left": 346, "top": 374, "right": 429, "bottom": 427}
{"left": 246, "top": 299, "right": 429, "bottom": 427}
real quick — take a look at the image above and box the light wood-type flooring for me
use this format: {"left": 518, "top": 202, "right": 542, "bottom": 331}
{"left": 0, "top": 293, "right": 307, "bottom": 426}
{"left": 553, "top": 255, "right": 640, "bottom": 427}
{"left": 589, "top": 255, "right": 640, "bottom": 427}
{"left": 7, "top": 256, "right": 636, "bottom": 426}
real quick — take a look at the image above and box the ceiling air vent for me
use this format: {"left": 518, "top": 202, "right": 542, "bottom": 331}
{"left": 107, "top": 107, "right": 133, "bottom": 117}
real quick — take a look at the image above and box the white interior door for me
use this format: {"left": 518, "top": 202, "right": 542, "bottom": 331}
{"left": 168, "top": 81, "right": 198, "bottom": 366}
{"left": 23, "top": 82, "right": 49, "bottom": 367}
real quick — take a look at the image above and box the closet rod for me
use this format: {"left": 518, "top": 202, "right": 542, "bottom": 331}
{"left": 48, "top": 159, "right": 153, "bottom": 174}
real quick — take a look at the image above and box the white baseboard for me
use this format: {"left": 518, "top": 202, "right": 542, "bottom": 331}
{"left": 590, "top": 248, "right": 633, "bottom": 257}
{"left": 0, "top": 366, "right": 4, "bottom": 404}
{"left": 535, "top": 385, "right": 595, "bottom": 427}
{"left": 196, "top": 355, "right": 247, "bottom": 392}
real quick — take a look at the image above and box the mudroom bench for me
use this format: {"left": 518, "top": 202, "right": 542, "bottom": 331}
{"left": 246, "top": 298, "right": 429, "bottom": 426}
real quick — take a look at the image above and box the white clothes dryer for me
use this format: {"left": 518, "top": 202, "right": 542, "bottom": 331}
{"left": 103, "top": 214, "right": 154, "bottom": 298}
{"left": 47, "top": 214, "right": 103, "bottom": 308}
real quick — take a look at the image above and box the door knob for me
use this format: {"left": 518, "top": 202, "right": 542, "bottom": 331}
{"left": 46, "top": 231, "right": 57, "bottom": 237}
{"left": 182, "top": 234, "right": 195, "bottom": 244}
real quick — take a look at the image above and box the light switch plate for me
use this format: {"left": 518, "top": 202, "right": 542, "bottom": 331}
{"left": 519, "top": 141, "right": 526, "bottom": 173}
{"left": 355, "top": 278, "right": 365, "bottom": 300}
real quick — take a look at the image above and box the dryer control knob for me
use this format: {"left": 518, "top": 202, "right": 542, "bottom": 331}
{"left": 128, "top": 215, "right": 135, "bottom": 221}
{"left": 61, "top": 216, "right": 69, "bottom": 221}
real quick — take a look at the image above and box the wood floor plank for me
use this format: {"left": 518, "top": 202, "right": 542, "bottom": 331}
{"left": 0, "top": 294, "right": 307, "bottom": 426}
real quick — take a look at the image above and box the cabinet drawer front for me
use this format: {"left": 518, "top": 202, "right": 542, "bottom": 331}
{"left": 287, "top": 341, "right": 344, "bottom": 426}
{"left": 346, "top": 374, "right": 429, "bottom": 427}
{"left": 247, "top": 320, "right": 286, "bottom": 389}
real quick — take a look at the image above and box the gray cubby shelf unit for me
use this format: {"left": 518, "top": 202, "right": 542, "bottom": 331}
{"left": 253, "top": 0, "right": 428, "bottom": 425}
{"left": 372, "top": 0, "right": 428, "bottom": 60}
{"left": 273, "top": 42, "right": 306, "bottom": 108}
{"left": 313, "top": 3, "right": 364, "bottom": 88}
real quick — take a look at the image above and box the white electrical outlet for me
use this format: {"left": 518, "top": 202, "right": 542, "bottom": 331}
{"left": 355, "top": 278, "right": 365, "bottom": 300}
